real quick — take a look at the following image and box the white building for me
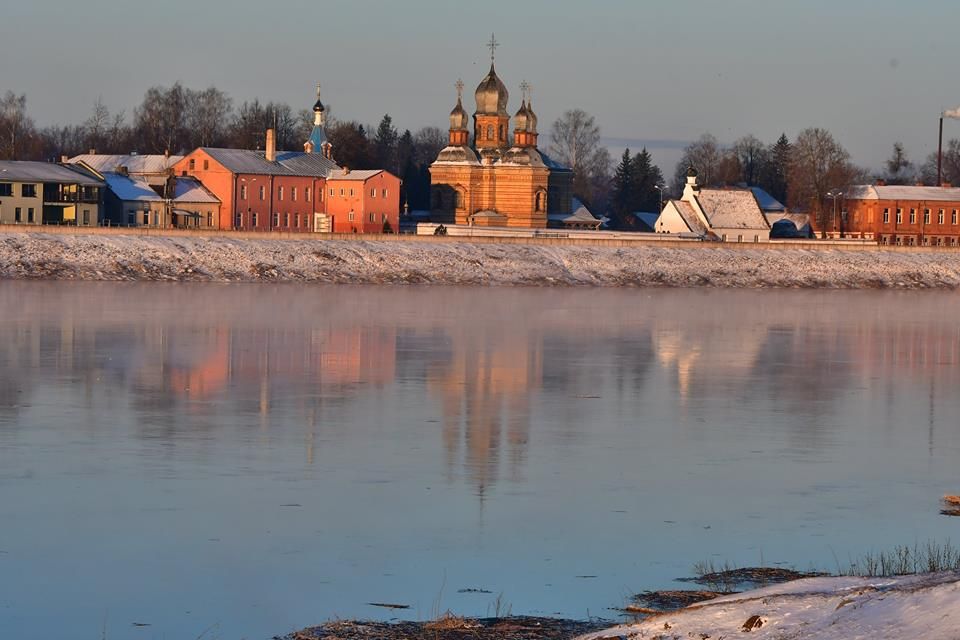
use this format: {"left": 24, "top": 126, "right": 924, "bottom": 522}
{"left": 657, "top": 168, "right": 771, "bottom": 242}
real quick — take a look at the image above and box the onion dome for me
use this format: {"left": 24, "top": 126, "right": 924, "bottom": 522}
{"left": 513, "top": 100, "right": 530, "bottom": 132}
{"left": 313, "top": 83, "right": 325, "bottom": 113}
{"left": 687, "top": 165, "right": 698, "bottom": 178}
{"left": 526, "top": 99, "right": 538, "bottom": 133}
{"left": 475, "top": 63, "right": 509, "bottom": 116}
{"left": 450, "top": 96, "right": 468, "bottom": 131}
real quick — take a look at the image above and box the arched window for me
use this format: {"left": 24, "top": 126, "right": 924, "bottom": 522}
{"left": 487, "top": 124, "right": 494, "bottom": 140}
{"left": 535, "top": 191, "right": 545, "bottom": 212}
{"left": 498, "top": 124, "right": 504, "bottom": 140}
{"left": 455, "top": 189, "right": 464, "bottom": 209}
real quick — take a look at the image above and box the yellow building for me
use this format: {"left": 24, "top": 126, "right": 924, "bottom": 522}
{"left": 430, "top": 50, "right": 573, "bottom": 228}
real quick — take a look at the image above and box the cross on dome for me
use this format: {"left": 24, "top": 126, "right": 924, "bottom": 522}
{"left": 487, "top": 33, "right": 499, "bottom": 61}
{"left": 455, "top": 78, "right": 464, "bottom": 100}
{"left": 520, "top": 80, "right": 529, "bottom": 103}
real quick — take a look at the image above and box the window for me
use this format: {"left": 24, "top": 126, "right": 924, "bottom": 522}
{"left": 371, "top": 188, "right": 377, "bottom": 198}
{"left": 189, "top": 159, "right": 195, "bottom": 170}
{"left": 82, "top": 210, "right": 90, "bottom": 225}
{"left": 382, "top": 188, "right": 388, "bottom": 198}
{"left": 27, "top": 207, "right": 34, "bottom": 223}
{"left": 284, "top": 212, "right": 290, "bottom": 227}
{"left": 954, "top": 210, "right": 958, "bottom": 225}
{"left": 21, "top": 184, "right": 36, "bottom": 198}
{"left": 455, "top": 190, "right": 463, "bottom": 209}
{"left": 348, "top": 211, "right": 355, "bottom": 221}
{"left": 754, "top": 235, "right": 760, "bottom": 243}
{"left": 883, "top": 208, "right": 890, "bottom": 223}
{"left": 0, "top": 184, "right": 11, "bottom": 196}
{"left": 235, "top": 212, "right": 243, "bottom": 227}
{"left": 14, "top": 207, "right": 21, "bottom": 222}
{"left": 349, "top": 188, "right": 354, "bottom": 197}
{"left": 329, "top": 188, "right": 334, "bottom": 197}
{"left": 306, "top": 187, "right": 311, "bottom": 202}
{"left": 278, "top": 186, "right": 284, "bottom": 201}
{"left": 924, "top": 209, "right": 931, "bottom": 224}
{"left": 340, "top": 188, "right": 345, "bottom": 196}
{"left": 252, "top": 212, "right": 259, "bottom": 226}
{"left": 721, "top": 234, "right": 727, "bottom": 241}
{"left": 142, "top": 211, "right": 150, "bottom": 225}
{"left": 203, "top": 160, "right": 209, "bottom": 170}
{"left": 486, "top": 124, "right": 494, "bottom": 139}
{"left": 939, "top": 209, "right": 945, "bottom": 225}
{"left": 272, "top": 212, "right": 279, "bottom": 227}
{"left": 383, "top": 213, "right": 388, "bottom": 222}
{"left": 896, "top": 208, "right": 903, "bottom": 224}
{"left": 206, "top": 212, "right": 212, "bottom": 227}
{"left": 909, "top": 208, "right": 916, "bottom": 224}
{"left": 499, "top": 124, "right": 504, "bottom": 139}
{"left": 535, "top": 191, "right": 545, "bottom": 212}
{"left": 366, "top": 212, "right": 374, "bottom": 222}
{"left": 240, "top": 184, "right": 248, "bottom": 199}
{"left": 292, "top": 187, "right": 297, "bottom": 202}
{"left": 737, "top": 235, "right": 743, "bottom": 243}
{"left": 259, "top": 186, "right": 265, "bottom": 201}
{"left": 295, "top": 214, "right": 300, "bottom": 228}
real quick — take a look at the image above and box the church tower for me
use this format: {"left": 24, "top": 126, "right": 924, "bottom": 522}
{"left": 473, "top": 35, "right": 510, "bottom": 154}
{"left": 449, "top": 79, "right": 469, "bottom": 147}
{"left": 512, "top": 81, "right": 538, "bottom": 148}
{"left": 305, "top": 83, "right": 333, "bottom": 159}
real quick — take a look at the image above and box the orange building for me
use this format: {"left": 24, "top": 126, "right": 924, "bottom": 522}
{"left": 429, "top": 46, "right": 573, "bottom": 228}
{"left": 838, "top": 183, "right": 960, "bottom": 246}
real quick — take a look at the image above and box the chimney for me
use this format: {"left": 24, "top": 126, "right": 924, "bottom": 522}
{"left": 265, "top": 128, "right": 276, "bottom": 162}
{"left": 875, "top": 179, "right": 886, "bottom": 186}
{"left": 343, "top": 165, "right": 350, "bottom": 175}
{"left": 304, "top": 140, "right": 314, "bottom": 153}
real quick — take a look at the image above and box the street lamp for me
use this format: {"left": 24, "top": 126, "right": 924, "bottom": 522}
{"left": 826, "top": 190, "right": 843, "bottom": 238}
{"left": 653, "top": 184, "right": 666, "bottom": 213}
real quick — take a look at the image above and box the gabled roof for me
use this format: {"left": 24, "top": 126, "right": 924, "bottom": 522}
{"left": 696, "top": 188, "right": 769, "bottom": 230}
{"left": 674, "top": 200, "right": 708, "bottom": 235}
{"left": 103, "top": 172, "right": 220, "bottom": 204}
{"left": 846, "top": 184, "right": 960, "bottom": 202}
{"left": 632, "top": 211, "right": 660, "bottom": 230}
{"left": 0, "top": 161, "right": 104, "bottom": 186}
{"left": 749, "top": 186, "right": 785, "bottom": 212}
{"left": 69, "top": 154, "right": 181, "bottom": 175}
{"left": 307, "top": 125, "right": 329, "bottom": 151}
{"left": 198, "top": 148, "right": 340, "bottom": 177}
{"left": 549, "top": 200, "right": 600, "bottom": 226}
{"left": 326, "top": 169, "right": 385, "bottom": 181}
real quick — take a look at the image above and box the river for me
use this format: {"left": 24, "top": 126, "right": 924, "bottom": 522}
{"left": 1, "top": 282, "right": 958, "bottom": 639}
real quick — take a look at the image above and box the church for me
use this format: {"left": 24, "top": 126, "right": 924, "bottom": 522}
{"left": 429, "top": 40, "right": 573, "bottom": 228}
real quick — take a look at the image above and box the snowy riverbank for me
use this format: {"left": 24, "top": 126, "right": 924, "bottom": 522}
{"left": 3, "top": 232, "right": 960, "bottom": 288}
{"left": 581, "top": 572, "right": 960, "bottom": 640}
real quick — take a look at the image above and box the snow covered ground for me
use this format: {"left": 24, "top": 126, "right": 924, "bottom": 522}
{"left": 3, "top": 232, "right": 960, "bottom": 288}
{"left": 580, "top": 572, "right": 960, "bottom": 640}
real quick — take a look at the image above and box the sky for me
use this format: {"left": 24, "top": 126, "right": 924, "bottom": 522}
{"left": 1, "top": 0, "right": 959, "bottom": 175}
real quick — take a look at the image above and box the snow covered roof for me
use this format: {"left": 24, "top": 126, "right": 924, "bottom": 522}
{"left": 199, "top": 148, "right": 340, "bottom": 177}
{"left": 846, "top": 184, "right": 960, "bottom": 202}
{"left": 538, "top": 150, "right": 571, "bottom": 171}
{"left": 750, "top": 186, "right": 786, "bottom": 212}
{"left": 70, "top": 154, "right": 181, "bottom": 175}
{"left": 673, "top": 200, "right": 708, "bottom": 235}
{"left": 104, "top": 173, "right": 220, "bottom": 204}
{"left": 326, "top": 169, "right": 384, "bottom": 181}
{"left": 696, "top": 188, "right": 769, "bottom": 230}
{"left": 548, "top": 201, "right": 600, "bottom": 226}
{"left": 632, "top": 211, "right": 660, "bottom": 229}
{"left": 0, "top": 161, "right": 104, "bottom": 186}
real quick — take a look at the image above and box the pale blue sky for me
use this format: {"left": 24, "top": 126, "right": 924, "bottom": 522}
{"left": 1, "top": 0, "right": 957, "bottom": 172}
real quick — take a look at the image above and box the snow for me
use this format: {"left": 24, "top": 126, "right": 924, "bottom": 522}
{"left": 3, "top": 232, "right": 960, "bottom": 288}
{"left": 579, "top": 572, "right": 960, "bottom": 640}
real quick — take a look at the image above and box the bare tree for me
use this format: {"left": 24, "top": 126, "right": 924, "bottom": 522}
{"left": 83, "top": 97, "right": 111, "bottom": 153}
{"left": 788, "top": 127, "right": 860, "bottom": 234}
{"left": 673, "top": 133, "right": 725, "bottom": 191}
{"left": 413, "top": 126, "right": 447, "bottom": 166}
{"left": 548, "top": 108, "right": 611, "bottom": 206}
{"left": 133, "top": 83, "right": 189, "bottom": 153}
{"left": 921, "top": 140, "right": 960, "bottom": 186}
{"left": 185, "top": 87, "right": 232, "bottom": 148}
{"left": 0, "top": 91, "right": 35, "bottom": 160}
{"left": 732, "top": 134, "right": 768, "bottom": 185}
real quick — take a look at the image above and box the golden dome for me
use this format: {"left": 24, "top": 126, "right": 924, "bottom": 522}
{"left": 475, "top": 63, "right": 509, "bottom": 116}
{"left": 514, "top": 100, "right": 530, "bottom": 132}
{"left": 450, "top": 96, "right": 468, "bottom": 131}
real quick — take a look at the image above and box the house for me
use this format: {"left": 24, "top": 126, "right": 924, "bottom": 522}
{"left": 69, "top": 153, "right": 182, "bottom": 188}
{"left": 748, "top": 186, "right": 812, "bottom": 237}
{"left": 656, "top": 167, "right": 771, "bottom": 242}
{"left": 0, "top": 161, "right": 104, "bottom": 226}
{"left": 101, "top": 171, "right": 221, "bottom": 229}
{"left": 631, "top": 211, "right": 660, "bottom": 232}
{"left": 548, "top": 199, "right": 601, "bottom": 230}
{"left": 324, "top": 168, "right": 401, "bottom": 233}
{"left": 841, "top": 182, "right": 960, "bottom": 246}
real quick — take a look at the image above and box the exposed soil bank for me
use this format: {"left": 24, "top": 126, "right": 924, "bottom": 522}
{"left": 281, "top": 616, "right": 607, "bottom": 640}
{"left": 3, "top": 232, "right": 960, "bottom": 287}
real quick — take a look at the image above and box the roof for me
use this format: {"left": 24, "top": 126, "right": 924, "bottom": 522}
{"left": 69, "top": 154, "right": 181, "bottom": 175}
{"left": 632, "top": 211, "right": 660, "bottom": 230}
{"left": 326, "top": 169, "right": 384, "bottom": 181}
{"left": 0, "top": 161, "right": 104, "bottom": 186}
{"left": 537, "top": 150, "right": 571, "bottom": 171}
{"left": 673, "top": 200, "right": 709, "bottom": 235}
{"left": 306, "top": 125, "right": 329, "bottom": 151}
{"left": 199, "top": 148, "right": 340, "bottom": 177}
{"left": 696, "top": 188, "right": 769, "bottom": 230}
{"left": 846, "top": 184, "right": 960, "bottom": 202}
{"left": 549, "top": 201, "right": 600, "bottom": 226}
{"left": 104, "top": 172, "right": 220, "bottom": 204}
{"left": 749, "top": 187, "right": 786, "bottom": 212}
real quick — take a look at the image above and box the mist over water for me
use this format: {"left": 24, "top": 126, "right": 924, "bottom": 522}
{"left": 1, "top": 283, "right": 958, "bottom": 639}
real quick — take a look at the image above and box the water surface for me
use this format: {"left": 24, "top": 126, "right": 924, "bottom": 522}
{"left": 1, "top": 283, "right": 959, "bottom": 639}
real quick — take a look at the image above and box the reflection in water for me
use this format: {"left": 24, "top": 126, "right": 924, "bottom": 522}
{"left": 2, "top": 284, "right": 960, "bottom": 640}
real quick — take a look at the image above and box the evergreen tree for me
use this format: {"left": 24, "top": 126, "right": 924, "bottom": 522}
{"left": 610, "top": 148, "right": 635, "bottom": 228}
{"left": 630, "top": 147, "right": 664, "bottom": 213}
{"left": 760, "top": 133, "right": 791, "bottom": 204}
{"left": 373, "top": 114, "right": 398, "bottom": 173}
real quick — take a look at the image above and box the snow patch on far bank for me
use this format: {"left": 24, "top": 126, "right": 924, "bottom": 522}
{"left": 581, "top": 572, "right": 960, "bottom": 640}
{"left": 3, "top": 232, "right": 960, "bottom": 288}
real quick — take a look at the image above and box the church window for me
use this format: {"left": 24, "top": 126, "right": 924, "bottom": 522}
{"left": 535, "top": 191, "right": 545, "bottom": 212}
{"left": 455, "top": 190, "right": 464, "bottom": 209}
{"left": 499, "top": 124, "right": 504, "bottom": 139}
{"left": 487, "top": 124, "right": 494, "bottom": 139}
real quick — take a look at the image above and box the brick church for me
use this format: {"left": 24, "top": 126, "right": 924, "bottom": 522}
{"left": 429, "top": 39, "right": 573, "bottom": 228}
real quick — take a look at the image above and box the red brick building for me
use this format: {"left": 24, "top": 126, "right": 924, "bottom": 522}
{"left": 841, "top": 183, "right": 960, "bottom": 246}
{"left": 175, "top": 126, "right": 400, "bottom": 233}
